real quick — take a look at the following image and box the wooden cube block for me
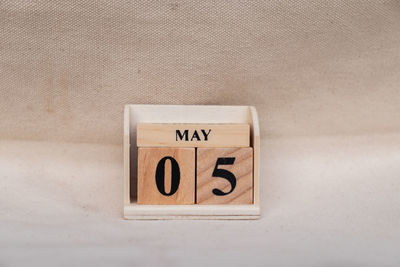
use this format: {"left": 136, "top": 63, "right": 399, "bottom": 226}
{"left": 137, "top": 123, "right": 250, "bottom": 148}
{"left": 138, "top": 147, "right": 195, "bottom": 204}
{"left": 196, "top": 147, "right": 253, "bottom": 204}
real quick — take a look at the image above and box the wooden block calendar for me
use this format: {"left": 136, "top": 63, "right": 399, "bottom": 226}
{"left": 124, "top": 105, "right": 260, "bottom": 219}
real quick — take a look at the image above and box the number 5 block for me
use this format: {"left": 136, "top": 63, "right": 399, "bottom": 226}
{"left": 137, "top": 148, "right": 195, "bottom": 205}
{"left": 196, "top": 148, "right": 253, "bottom": 204}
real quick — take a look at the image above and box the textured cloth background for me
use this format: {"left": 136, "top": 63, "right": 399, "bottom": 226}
{"left": 1, "top": 1, "right": 400, "bottom": 144}
{"left": 1, "top": 1, "right": 400, "bottom": 266}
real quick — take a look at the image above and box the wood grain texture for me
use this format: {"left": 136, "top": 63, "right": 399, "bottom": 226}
{"left": 137, "top": 123, "right": 249, "bottom": 147}
{"left": 196, "top": 147, "right": 253, "bottom": 205}
{"left": 138, "top": 147, "right": 195, "bottom": 204}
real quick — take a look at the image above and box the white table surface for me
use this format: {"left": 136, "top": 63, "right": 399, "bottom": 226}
{"left": 1, "top": 134, "right": 399, "bottom": 266}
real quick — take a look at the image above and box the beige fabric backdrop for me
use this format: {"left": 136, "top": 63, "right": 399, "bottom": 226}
{"left": 1, "top": 1, "right": 400, "bottom": 266}
{"left": 1, "top": 1, "right": 400, "bottom": 144}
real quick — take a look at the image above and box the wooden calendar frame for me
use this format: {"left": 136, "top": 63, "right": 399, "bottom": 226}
{"left": 123, "top": 104, "right": 260, "bottom": 219}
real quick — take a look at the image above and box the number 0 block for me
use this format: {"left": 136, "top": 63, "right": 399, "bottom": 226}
{"left": 138, "top": 148, "right": 195, "bottom": 205}
{"left": 196, "top": 147, "right": 253, "bottom": 205}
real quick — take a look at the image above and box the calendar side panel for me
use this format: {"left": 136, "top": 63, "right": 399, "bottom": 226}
{"left": 249, "top": 106, "right": 260, "bottom": 206}
{"left": 124, "top": 105, "right": 131, "bottom": 205}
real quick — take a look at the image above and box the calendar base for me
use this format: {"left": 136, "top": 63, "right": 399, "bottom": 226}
{"left": 123, "top": 204, "right": 260, "bottom": 220}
